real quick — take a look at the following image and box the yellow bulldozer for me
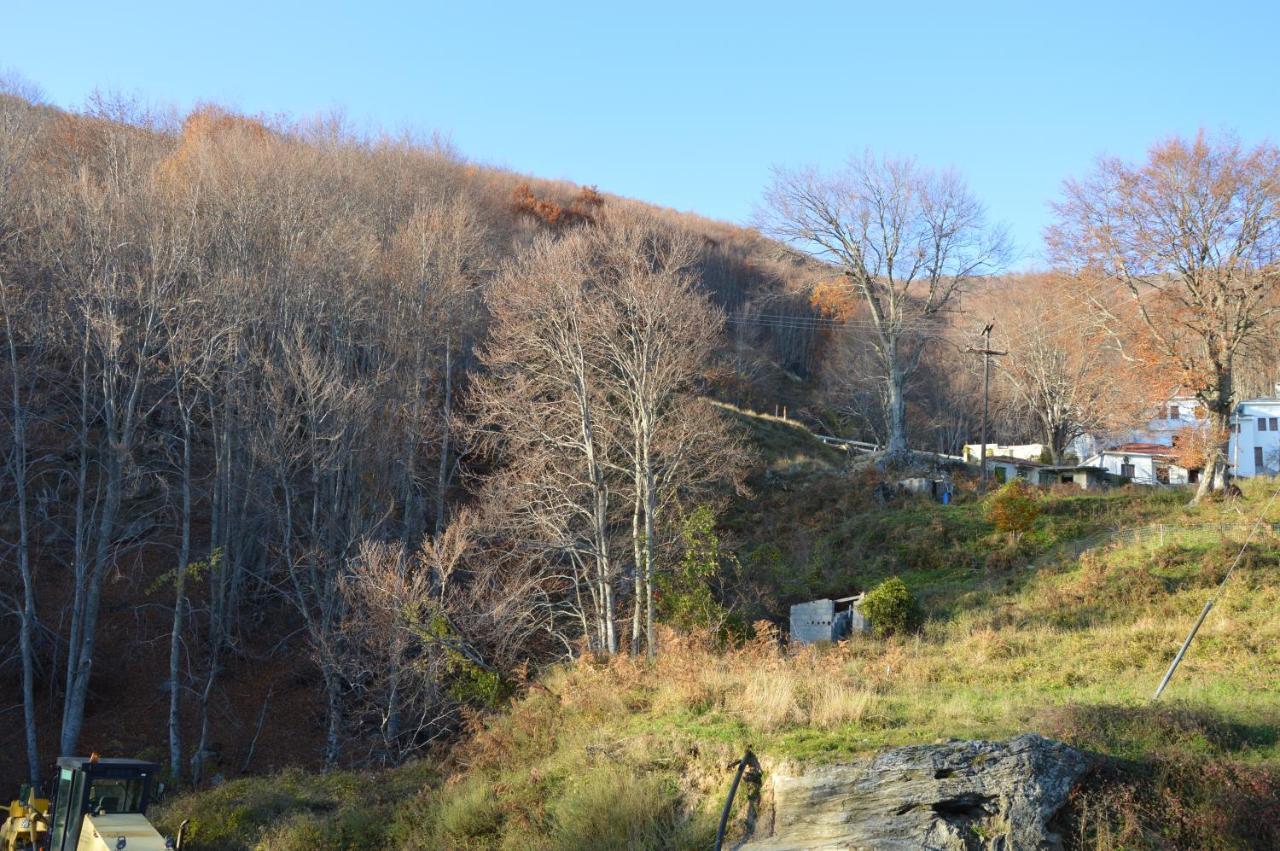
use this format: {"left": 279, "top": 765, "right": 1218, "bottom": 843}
{"left": 0, "top": 757, "right": 187, "bottom": 851}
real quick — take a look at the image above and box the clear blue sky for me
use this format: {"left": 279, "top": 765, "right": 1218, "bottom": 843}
{"left": 5, "top": 0, "right": 1278, "bottom": 266}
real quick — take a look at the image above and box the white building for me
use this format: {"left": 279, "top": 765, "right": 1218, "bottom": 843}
{"left": 1229, "top": 397, "right": 1280, "bottom": 478}
{"left": 1113, "top": 395, "right": 1204, "bottom": 448}
{"left": 1068, "top": 395, "right": 1203, "bottom": 462}
{"left": 1147, "top": 396, "right": 1205, "bottom": 441}
{"left": 962, "top": 443, "right": 1045, "bottom": 464}
{"left": 1084, "top": 442, "right": 1198, "bottom": 485}
{"left": 1025, "top": 389, "right": 1280, "bottom": 484}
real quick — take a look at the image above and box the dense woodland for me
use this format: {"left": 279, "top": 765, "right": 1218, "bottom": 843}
{"left": 2, "top": 83, "right": 1279, "bottom": 792}
{"left": 0, "top": 89, "right": 829, "bottom": 786}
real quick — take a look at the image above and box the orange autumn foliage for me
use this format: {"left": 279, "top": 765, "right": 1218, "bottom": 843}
{"left": 512, "top": 182, "right": 604, "bottom": 230}
{"left": 809, "top": 279, "right": 858, "bottom": 321}
{"left": 157, "top": 106, "right": 275, "bottom": 189}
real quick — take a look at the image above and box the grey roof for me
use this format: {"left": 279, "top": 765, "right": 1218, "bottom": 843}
{"left": 986, "top": 455, "right": 1044, "bottom": 466}
{"left": 56, "top": 756, "right": 160, "bottom": 771}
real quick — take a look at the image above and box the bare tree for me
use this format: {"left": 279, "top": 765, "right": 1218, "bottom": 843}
{"left": 1049, "top": 131, "right": 1280, "bottom": 500}
{"left": 474, "top": 217, "right": 748, "bottom": 658}
{"left": 0, "top": 83, "right": 44, "bottom": 784}
{"left": 760, "top": 154, "right": 1009, "bottom": 458}
{"left": 158, "top": 292, "right": 226, "bottom": 780}
{"left": 30, "top": 107, "right": 187, "bottom": 755}
{"left": 339, "top": 539, "right": 447, "bottom": 764}
{"left": 587, "top": 216, "right": 747, "bottom": 655}
{"left": 474, "top": 233, "right": 622, "bottom": 653}
{"left": 971, "top": 274, "right": 1142, "bottom": 462}
{"left": 382, "top": 198, "right": 489, "bottom": 544}
{"left": 0, "top": 274, "right": 46, "bottom": 783}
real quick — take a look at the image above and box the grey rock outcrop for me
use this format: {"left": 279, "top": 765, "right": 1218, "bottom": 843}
{"left": 740, "top": 734, "right": 1089, "bottom": 850}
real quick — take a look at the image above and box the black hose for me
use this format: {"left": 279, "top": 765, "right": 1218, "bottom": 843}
{"left": 714, "top": 749, "right": 757, "bottom": 851}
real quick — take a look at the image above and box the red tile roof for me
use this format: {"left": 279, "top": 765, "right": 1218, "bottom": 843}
{"left": 1106, "top": 442, "right": 1173, "bottom": 455}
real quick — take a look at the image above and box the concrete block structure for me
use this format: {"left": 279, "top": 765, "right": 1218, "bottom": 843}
{"left": 790, "top": 595, "right": 869, "bottom": 644}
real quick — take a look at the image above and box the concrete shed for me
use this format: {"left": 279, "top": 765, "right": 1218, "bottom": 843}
{"left": 790, "top": 595, "right": 869, "bottom": 644}
{"left": 1034, "top": 465, "right": 1107, "bottom": 490}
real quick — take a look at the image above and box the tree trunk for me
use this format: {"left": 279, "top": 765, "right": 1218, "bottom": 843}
{"left": 399, "top": 374, "right": 423, "bottom": 548}
{"left": 631, "top": 493, "right": 644, "bottom": 655}
{"left": 434, "top": 343, "right": 452, "bottom": 536}
{"left": 384, "top": 661, "right": 402, "bottom": 763}
{"left": 643, "top": 427, "right": 657, "bottom": 660}
{"left": 884, "top": 359, "right": 909, "bottom": 457}
{"left": 601, "top": 578, "right": 617, "bottom": 654}
{"left": 630, "top": 422, "right": 646, "bottom": 655}
{"left": 17, "top": 575, "right": 38, "bottom": 784}
{"left": 61, "top": 457, "right": 123, "bottom": 756}
{"left": 191, "top": 632, "right": 221, "bottom": 786}
{"left": 1191, "top": 372, "right": 1233, "bottom": 505}
{"left": 13, "top": 442, "right": 39, "bottom": 783}
{"left": 574, "top": 356, "right": 616, "bottom": 654}
{"left": 61, "top": 344, "right": 91, "bottom": 749}
{"left": 168, "top": 412, "right": 193, "bottom": 779}
{"left": 4, "top": 306, "right": 40, "bottom": 783}
{"left": 569, "top": 556, "right": 591, "bottom": 657}
{"left": 323, "top": 666, "right": 342, "bottom": 771}
{"left": 1050, "top": 425, "right": 1067, "bottom": 466}
{"left": 1193, "top": 410, "right": 1231, "bottom": 504}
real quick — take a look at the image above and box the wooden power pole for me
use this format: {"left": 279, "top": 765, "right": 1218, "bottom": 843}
{"left": 967, "top": 322, "right": 1006, "bottom": 488}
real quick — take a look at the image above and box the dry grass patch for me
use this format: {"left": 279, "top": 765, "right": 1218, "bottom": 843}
{"left": 809, "top": 681, "right": 874, "bottom": 729}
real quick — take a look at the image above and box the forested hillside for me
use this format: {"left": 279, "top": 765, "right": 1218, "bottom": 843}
{"left": 3, "top": 80, "right": 1280, "bottom": 851}
{"left": 0, "top": 87, "right": 853, "bottom": 787}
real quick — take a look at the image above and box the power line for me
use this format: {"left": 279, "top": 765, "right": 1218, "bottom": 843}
{"left": 720, "top": 277, "right": 1156, "bottom": 407}
{"left": 721, "top": 276, "right": 1132, "bottom": 345}
{"left": 723, "top": 315, "right": 947, "bottom": 333}
{"left": 725, "top": 313, "right": 936, "bottom": 327}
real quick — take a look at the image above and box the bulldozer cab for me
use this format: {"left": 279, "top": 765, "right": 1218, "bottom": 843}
{"left": 46, "top": 758, "right": 159, "bottom": 851}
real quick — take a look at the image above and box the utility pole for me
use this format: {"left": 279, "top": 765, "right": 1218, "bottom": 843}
{"left": 967, "top": 321, "right": 1006, "bottom": 489}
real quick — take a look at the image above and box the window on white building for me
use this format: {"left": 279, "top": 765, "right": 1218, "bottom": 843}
{"left": 1255, "top": 447, "right": 1264, "bottom": 468}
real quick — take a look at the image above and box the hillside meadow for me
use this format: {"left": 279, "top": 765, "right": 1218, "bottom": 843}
{"left": 157, "top": 476, "right": 1280, "bottom": 849}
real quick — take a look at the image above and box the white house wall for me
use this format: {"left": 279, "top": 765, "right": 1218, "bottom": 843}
{"left": 1087, "top": 452, "right": 1169, "bottom": 485}
{"left": 1229, "top": 400, "right": 1280, "bottom": 478}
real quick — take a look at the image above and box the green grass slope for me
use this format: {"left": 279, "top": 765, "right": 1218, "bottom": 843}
{"left": 158, "top": 428, "right": 1280, "bottom": 848}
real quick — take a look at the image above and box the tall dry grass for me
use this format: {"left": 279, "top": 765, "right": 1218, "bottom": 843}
{"left": 557, "top": 623, "right": 878, "bottom": 736}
